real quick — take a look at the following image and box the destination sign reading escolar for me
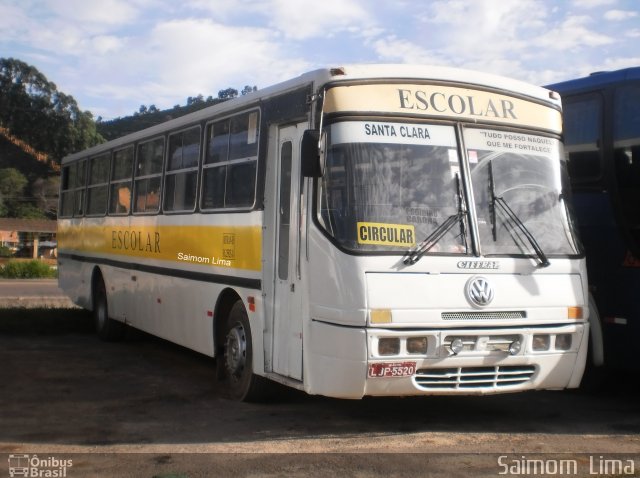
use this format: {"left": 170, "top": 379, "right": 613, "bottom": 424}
{"left": 324, "top": 84, "right": 562, "bottom": 134}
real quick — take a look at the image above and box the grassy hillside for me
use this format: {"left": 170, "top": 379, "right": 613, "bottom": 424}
{"left": 0, "top": 133, "right": 57, "bottom": 180}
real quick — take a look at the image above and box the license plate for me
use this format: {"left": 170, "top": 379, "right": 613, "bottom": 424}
{"left": 368, "top": 361, "right": 416, "bottom": 378}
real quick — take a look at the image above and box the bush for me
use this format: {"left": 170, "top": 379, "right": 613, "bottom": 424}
{"left": 0, "top": 260, "right": 57, "bottom": 279}
{"left": 0, "top": 245, "right": 12, "bottom": 257}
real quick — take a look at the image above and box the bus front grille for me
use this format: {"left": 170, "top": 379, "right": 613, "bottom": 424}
{"left": 414, "top": 365, "right": 536, "bottom": 390}
{"left": 441, "top": 311, "right": 526, "bottom": 320}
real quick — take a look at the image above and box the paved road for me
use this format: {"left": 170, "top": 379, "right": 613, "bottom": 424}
{"left": 0, "top": 309, "right": 639, "bottom": 477}
{"left": 0, "top": 278, "right": 63, "bottom": 297}
{"left": 0, "top": 279, "right": 76, "bottom": 307}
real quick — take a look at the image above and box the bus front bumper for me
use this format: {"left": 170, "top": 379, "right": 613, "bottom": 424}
{"left": 305, "top": 320, "right": 588, "bottom": 399}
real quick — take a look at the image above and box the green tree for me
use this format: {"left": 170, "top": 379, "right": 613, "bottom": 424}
{"left": 12, "top": 203, "right": 44, "bottom": 219}
{"left": 218, "top": 88, "right": 238, "bottom": 100}
{"left": 0, "top": 57, "right": 104, "bottom": 166}
{"left": 0, "top": 167, "right": 27, "bottom": 217}
{"left": 32, "top": 176, "right": 59, "bottom": 218}
{"left": 187, "top": 95, "right": 205, "bottom": 106}
{"left": 241, "top": 85, "right": 257, "bottom": 95}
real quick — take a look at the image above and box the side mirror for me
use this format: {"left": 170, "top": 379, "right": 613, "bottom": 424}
{"left": 301, "top": 129, "right": 323, "bottom": 177}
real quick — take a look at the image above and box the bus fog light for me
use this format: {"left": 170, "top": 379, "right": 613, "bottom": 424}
{"left": 533, "top": 335, "right": 550, "bottom": 351}
{"left": 407, "top": 337, "right": 428, "bottom": 354}
{"left": 509, "top": 340, "right": 522, "bottom": 355}
{"left": 450, "top": 338, "right": 464, "bottom": 355}
{"left": 555, "top": 334, "right": 572, "bottom": 350}
{"left": 378, "top": 338, "right": 400, "bottom": 356}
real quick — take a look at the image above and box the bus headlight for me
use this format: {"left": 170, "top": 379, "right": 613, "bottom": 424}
{"left": 407, "top": 337, "right": 428, "bottom": 355}
{"left": 533, "top": 335, "right": 550, "bottom": 351}
{"left": 555, "top": 334, "right": 572, "bottom": 350}
{"left": 378, "top": 338, "right": 400, "bottom": 356}
{"left": 509, "top": 340, "right": 522, "bottom": 355}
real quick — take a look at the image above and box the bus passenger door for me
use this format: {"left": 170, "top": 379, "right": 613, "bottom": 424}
{"left": 270, "top": 124, "right": 304, "bottom": 380}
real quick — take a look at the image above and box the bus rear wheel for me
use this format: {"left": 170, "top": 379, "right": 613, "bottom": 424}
{"left": 221, "top": 300, "right": 270, "bottom": 402}
{"left": 93, "top": 275, "right": 125, "bottom": 341}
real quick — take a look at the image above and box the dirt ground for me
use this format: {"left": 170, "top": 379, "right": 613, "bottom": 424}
{"left": 1, "top": 309, "right": 639, "bottom": 477}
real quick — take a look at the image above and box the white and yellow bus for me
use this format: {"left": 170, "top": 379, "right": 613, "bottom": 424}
{"left": 58, "top": 65, "right": 588, "bottom": 400}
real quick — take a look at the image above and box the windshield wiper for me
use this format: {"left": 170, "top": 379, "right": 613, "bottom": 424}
{"left": 488, "top": 160, "right": 550, "bottom": 268}
{"left": 403, "top": 173, "right": 467, "bottom": 266}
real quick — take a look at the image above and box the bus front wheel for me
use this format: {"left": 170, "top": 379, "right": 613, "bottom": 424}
{"left": 221, "top": 300, "right": 270, "bottom": 402}
{"left": 93, "top": 276, "right": 125, "bottom": 341}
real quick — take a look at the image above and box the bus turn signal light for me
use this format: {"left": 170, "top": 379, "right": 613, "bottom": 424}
{"left": 370, "top": 309, "right": 392, "bottom": 324}
{"left": 567, "top": 307, "right": 583, "bottom": 319}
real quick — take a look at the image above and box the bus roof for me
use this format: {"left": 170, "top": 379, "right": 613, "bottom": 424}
{"left": 63, "top": 64, "right": 558, "bottom": 165}
{"left": 309, "top": 64, "right": 554, "bottom": 101}
{"left": 547, "top": 66, "right": 640, "bottom": 94}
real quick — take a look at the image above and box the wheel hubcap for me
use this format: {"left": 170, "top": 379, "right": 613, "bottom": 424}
{"left": 225, "top": 324, "right": 246, "bottom": 377}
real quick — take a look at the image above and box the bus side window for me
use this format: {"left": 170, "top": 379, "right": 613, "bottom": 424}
{"left": 86, "top": 152, "right": 110, "bottom": 216}
{"left": 201, "top": 110, "right": 259, "bottom": 210}
{"left": 563, "top": 95, "right": 602, "bottom": 184}
{"left": 74, "top": 160, "right": 87, "bottom": 216}
{"left": 614, "top": 85, "right": 640, "bottom": 237}
{"left": 165, "top": 126, "right": 200, "bottom": 212}
{"left": 59, "top": 165, "right": 74, "bottom": 218}
{"left": 109, "top": 146, "right": 134, "bottom": 215}
{"left": 117, "top": 187, "right": 131, "bottom": 213}
{"left": 134, "top": 137, "right": 164, "bottom": 214}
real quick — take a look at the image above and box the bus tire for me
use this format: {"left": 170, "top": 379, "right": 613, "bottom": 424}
{"left": 221, "top": 300, "right": 270, "bottom": 402}
{"left": 93, "top": 275, "right": 125, "bottom": 342}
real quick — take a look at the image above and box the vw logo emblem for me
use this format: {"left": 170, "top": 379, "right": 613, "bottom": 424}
{"left": 466, "top": 276, "right": 494, "bottom": 307}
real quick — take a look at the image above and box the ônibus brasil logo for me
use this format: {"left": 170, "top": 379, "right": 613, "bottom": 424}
{"left": 8, "top": 454, "right": 73, "bottom": 477}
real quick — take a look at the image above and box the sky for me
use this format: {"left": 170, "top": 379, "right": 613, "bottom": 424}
{"left": 1, "top": 0, "right": 639, "bottom": 120}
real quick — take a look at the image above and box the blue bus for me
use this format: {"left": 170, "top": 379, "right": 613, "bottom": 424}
{"left": 548, "top": 67, "right": 640, "bottom": 373}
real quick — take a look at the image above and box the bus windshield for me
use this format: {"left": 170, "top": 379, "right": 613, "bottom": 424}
{"left": 464, "top": 128, "right": 581, "bottom": 257}
{"left": 318, "top": 121, "right": 469, "bottom": 253}
{"left": 318, "top": 121, "right": 581, "bottom": 257}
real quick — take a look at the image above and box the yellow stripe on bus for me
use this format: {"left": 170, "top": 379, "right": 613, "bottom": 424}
{"left": 57, "top": 224, "right": 262, "bottom": 271}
